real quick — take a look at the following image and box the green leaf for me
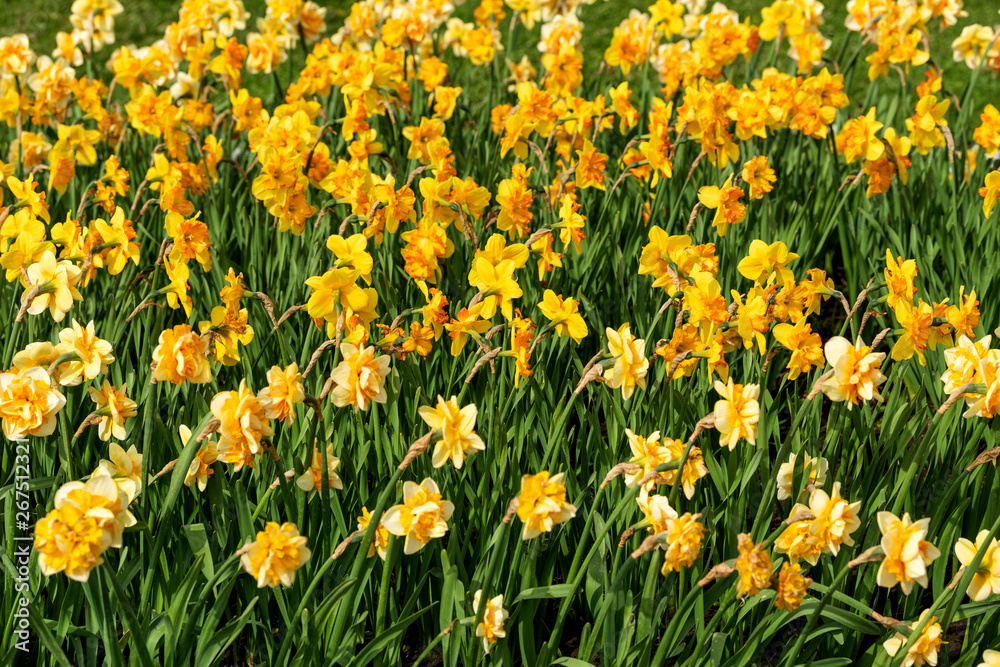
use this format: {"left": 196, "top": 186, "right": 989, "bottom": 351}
{"left": 514, "top": 583, "right": 573, "bottom": 604}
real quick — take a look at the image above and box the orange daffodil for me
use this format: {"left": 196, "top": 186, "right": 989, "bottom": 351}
{"left": 836, "top": 108, "right": 884, "bottom": 164}
{"left": 773, "top": 319, "right": 824, "bottom": 380}
{"left": 152, "top": 324, "right": 212, "bottom": 386}
{"left": 697, "top": 174, "right": 746, "bottom": 237}
{"left": 660, "top": 512, "right": 706, "bottom": 574}
{"left": 211, "top": 380, "right": 274, "bottom": 471}
{"left": 742, "top": 156, "right": 776, "bottom": 200}
{"left": 257, "top": 363, "right": 304, "bottom": 423}
{"left": 735, "top": 533, "right": 773, "bottom": 599}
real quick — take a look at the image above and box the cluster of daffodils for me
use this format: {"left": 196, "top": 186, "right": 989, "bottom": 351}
{"left": 2, "top": 0, "right": 1000, "bottom": 662}
{"left": 35, "top": 445, "right": 142, "bottom": 582}
{"left": 4, "top": 319, "right": 142, "bottom": 584}
{"left": 2, "top": 320, "right": 133, "bottom": 441}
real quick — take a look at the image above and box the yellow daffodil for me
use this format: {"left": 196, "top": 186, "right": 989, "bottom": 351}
{"left": 418, "top": 395, "right": 485, "bottom": 469}
{"left": 383, "top": 478, "right": 454, "bottom": 554}
{"left": 240, "top": 522, "right": 312, "bottom": 588}
{"left": 604, "top": 323, "right": 648, "bottom": 401}
{"left": 776, "top": 452, "right": 828, "bottom": 501}
{"left": 87, "top": 380, "right": 137, "bottom": 442}
{"left": 882, "top": 610, "right": 943, "bottom": 667}
{"left": 737, "top": 240, "right": 798, "bottom": 286}
{"left": 981, "top": 170, "right": 1000, "bottom": 217}
{"left": 713, "top": 379, "right": 760, "bottom": 450}
{"left": 358, "top": 507, "right": 390, "bottom": 560}
{"left": 660, "top": 513, "right": 705, "bottom": 574}
{"left": 820, "top": 336, "right": 887, "bottom": 408}
{"left": 735, "top": 533, "right": 773, "bottom": 598}
{"left": 954, "top": 530, "right": 1000, "bottom": 601}
{"left": 180, "top": 424, "right": 219, "bottom": 492}
{"left": 296, "top": 442, "right": 344, "bottom": 492}
{"left": 0, "top": 367, "right": 66, "bottom": 440}
{"left": 978, "top": 650, "right": 1000, "bottom": 667}
{"left": 24, "top": 249, "right": 83, "bottom": 322}
{"left": 637, "top": 488, "right": 677, "bottom": 534}
{"left": 516, "top": 471, "right": 577, "bottom": 540}
{"left": 807, "top": 482, "right": 861, "bottom": 555}
{"left": 876, "top": 512, "right": 940, "bottom": 594}
{"left": 624, "top": 428, "right": 670, "bottom": 488}
{"left": 330, "top": 343, "right": 392, "bottom": 411}
{"left": 638, "top": 226, "right": 692, "bottom": 290}
{"left": 326, "top": 233, "right": 373, "bottom": 284}
{"left": 537, "top": 289, "right": 588, "bottom": 343}
{"left": 444, "top": 304, "right": 492, "bottom": 356}
{"left": 469, "top": 257, "right": 522, "bottom": 321}
{"left": 54, "top": 319, "right": 114, "bottom": 385}
{"left": 473, "top": 591, "right": 508, "bottom": 654}
{"left": 92, "top": 443, "right": 143, "bottom": 502}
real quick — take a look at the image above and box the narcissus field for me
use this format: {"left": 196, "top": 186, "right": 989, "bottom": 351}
{"left": 4, "top": 0, "right": 1000, "bottom": 665}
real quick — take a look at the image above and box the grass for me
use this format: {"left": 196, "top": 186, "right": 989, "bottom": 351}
{"left": 1, "top": 2, "right": 1000, "bottom": 667}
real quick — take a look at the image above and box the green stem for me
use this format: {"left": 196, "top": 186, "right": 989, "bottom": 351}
{"left": 751, "top": 391, "right": 820, "bottom": 538}
{"left": 547, "top": 483, "right": 641, "bottom": 651}
{"left": 3, "top": 320, "right": 22, "bottom": 369}
{"left": 375, "top": 535, "right": 398, "bottom": 635}
{"left": 327, "top": 466, "right": 406, "bottom": 654}
{"left": 101, "top": 560, "right": 155, "bottom": 667}
{"left": 274, "top": 556, "right": 337, "bottom": 664}
{"left": 541, "top": 391, "right": 580, "bottom": 470}
{"left": 780, "top": 557, "right": 853, "bottom": 665}
{"left": 472, "top": 519, "right": 512, "bottom": 641}
{"left": 57, "top": 408, "right": 75, "bottom": 482}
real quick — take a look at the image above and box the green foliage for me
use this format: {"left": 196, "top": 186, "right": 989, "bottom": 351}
{"left": 2, "top": 1, "right": 1000, "bottom": 667}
